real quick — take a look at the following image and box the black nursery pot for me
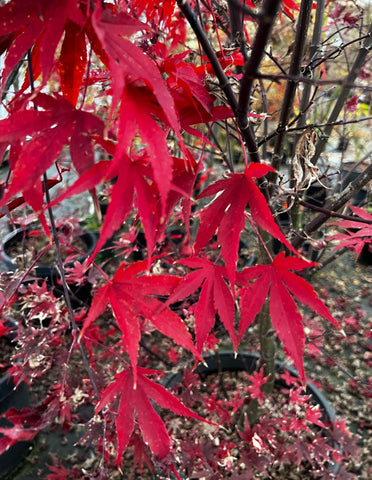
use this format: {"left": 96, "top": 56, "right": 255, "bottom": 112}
{"left": 163, "top": 350, "right": 341, "bottom": 476}
{"left": 341, "top": 169, "right": 368, "bottom": 206}
{"left": 0, "top": 376, "right": 31, "bottom": 479}
{"left": 1, "top": 226, "right": 97, "bottom": 279}
{"left": 358, "top": 242, "right": 372, "bottom": 266}
{"left": 0, "top": 319, "right": 31, "bottom": 478}
{"left": 1, "top": 226, "right": 97, "bottom": 308}
{"left": 304, "top": 183, "right": 327, "bottom": 207}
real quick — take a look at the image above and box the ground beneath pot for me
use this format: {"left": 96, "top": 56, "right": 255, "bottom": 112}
{"left": 301, "top": 250, "right": 372, "bottom": 480}
{"left": 0, "top": 248, "right": 369, "bottom": 480}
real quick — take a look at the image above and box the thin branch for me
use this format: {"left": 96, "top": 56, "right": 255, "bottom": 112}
{"left": 255, "top": 72, "right": 372, "bottom": 90}
{"left": 227, "top": 0, "right": 248, "bottom": 62}
{"left": 42, "top": 178, "right": 101, "bottom": 399}
{"left": 308, "top": 338, "right": 372, "bottom": 391}
{"left": 309, "top": 246, "right": 349, "bottom": 274}
{"left": 176, "top": 0, "right": 238, "bottom": 112}
{"left": 271, "top": 0, "right": 314, "bottom": 170}
{"left": 312, "top": 23, "right": 372, "bottom": 165}
{"left": 208, "top": 125, "right": 232, "bottom": 168}
{"left": 228, "top": 0, "right": 261, "bottom": 21}
{"left": 26, "top": 49, "right": 101, "bottom": 400}
{"left": 296, "top": 0, "right": 325, "bottom": 133}
{"left": 263, "top": 49, "right": 287, "bottom": 76}
{"left": 236, "top": 0, "right": 282, "bottom": 162}
{"left": 311, "top": 34, "right": 369, "bottom": 71}
{"left": 176, "top": 0, "right": 259, "bottom": 162}
{"left": 292, "top": 163, "right": 372, "bottom": 249}
{"left": 258, "top": 78, "right": 269, "bottom": 159}
{"left": 259, "top": 115, "right": 372, "bottom": 146}
{"left": 299, "top": 200, "right": 372, "bottom": 224}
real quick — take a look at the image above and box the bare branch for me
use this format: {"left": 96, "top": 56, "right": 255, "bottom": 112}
{"left": 271, "top": 0, "right": 314, "bottom": 169}
{"left": 292, "top": 163, "right": 372, "bottom": 249}
{"left": 312, "top": 23, "right": 372, "bottom": 165}
{"left": 237, "top": 0, "right": 282, "bottom": 135}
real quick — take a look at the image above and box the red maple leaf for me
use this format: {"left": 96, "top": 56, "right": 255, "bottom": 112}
{"left": 161, "top": 52, "right": 214, "bottom": 124}
{"left": 48, "top": 149, "right": 199, "bottom": 262}
{"left": 236, "top": 252, "right": 341, "bottom": 381}
{"left": 92, "top": 5, "right": 184, "bottom": 213}
{"left": 195, "top": 164, "right": 298, "bottom": 285}
{"left": 80, "top": 259, "right": 200, "bottom": 385}
{"left": 96, "top": 366, "right": 212, "bottom": 464}
{"left": 0, "top": 94, "right": 105, "bottom": 230}
{"left": 0, "top": 319, "right": 9, "bottom": 338}
{"left": 246, "top": 367, "right": 269, "bottom": 405}
{"left": 165, "top": 256, "right": 237, "bottom": 352}
{"left": 59, "top": 19, "right": 87, "bottom": 106}
{"left": 330, "top": 204, "right": 372, "bottom": 257}
{"left": 0, "top": 0, "right": 85, "bottom": 91}
{"left": 113, "top": 84, "right": 177, "bottom": 216}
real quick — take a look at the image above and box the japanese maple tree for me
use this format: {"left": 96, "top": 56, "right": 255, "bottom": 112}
{"left": 0, "top": 0, "right": 371, "bottom": 478}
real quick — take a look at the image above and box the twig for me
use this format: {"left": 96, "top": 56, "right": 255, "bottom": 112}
{"left": 258, "top": 115, "right": 372, "bottom": 146}
{"left": 176, "top": 0, "right": 260, "bottom": 162}
{"left": 299, "top": 200, "right": 372, "bottom": 224}
{"left": 236, "top": 0, "right": 283, "bottom": 161}
{"left": 271, "top": 0, "right": 314, "bottom": 171}
{"left": 296, "top": 0, "right": 325, "bottom": 133}
{"left": 292, "top": 163, "right": 372, "bottom": 249}
{"left": 227, "top": 0, "right": 248, "bottom": 62}
{"left": 312, "top": 23, "right": 372, "bottom": 165}
{"left": 310, "top": 32, "right": 371, "bottom": 70}
{"left": 176, "top": 0, "right": 238, "bottom": 113}
{"left": 308, "top": 339, "right": 372, "bottom": 392}
{"left": 26, "top": 49, "right": 101, "bottom": 400}
{"left": 139, "top": 339, "right": 173, "bottom": 368}
{"left": 255, "top": 72, "right": 372, "bottom": 90}
{"left": 308, "top": 246, "right": 349, "bottom": 274}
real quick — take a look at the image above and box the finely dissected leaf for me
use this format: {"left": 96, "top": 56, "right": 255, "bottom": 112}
{"left": 81, "top": 260, "right": 199, "bottom": 385}
{"left": 96, "top": 367, "right": 212, "bottom": 464}
{"left": 166, "top": 257, "right": 237, "bottom": 352}
{"left": 237, "top": 252, "right": 341, "bottom": 381}
{"left": 195, "top": 165, "right": 298, "bottom": 285}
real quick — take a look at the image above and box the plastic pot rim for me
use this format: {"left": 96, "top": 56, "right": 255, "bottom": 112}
{"left": 1, "top": 225, "right": 97, "bottom": 277}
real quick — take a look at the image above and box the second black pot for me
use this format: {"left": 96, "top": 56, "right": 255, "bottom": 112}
{"left": 0, "top": 319, "right": 31, "bottom": 479}
{"left": 1, "top": 226, "right": 97, "bottom": 280}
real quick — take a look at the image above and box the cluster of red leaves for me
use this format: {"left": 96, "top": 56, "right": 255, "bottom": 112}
{"left": 329, "top": 205, "right": 372, "bottom": 258}
{"left": 160, "top": 369, "right": 359, "bottom": 480}
{"left": 0, "top": 0, "right": 368, "bottom": 474}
